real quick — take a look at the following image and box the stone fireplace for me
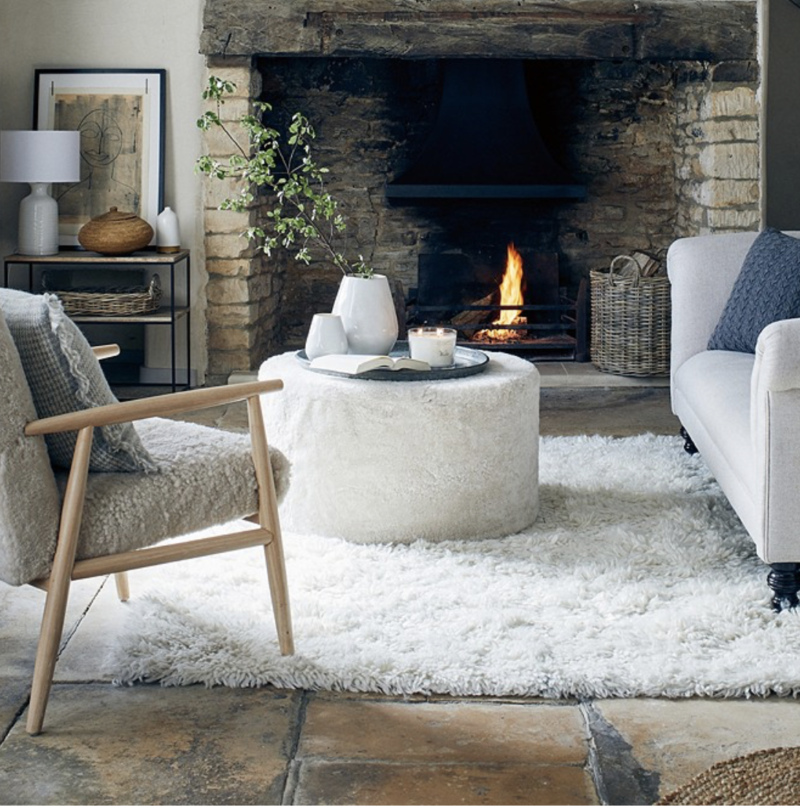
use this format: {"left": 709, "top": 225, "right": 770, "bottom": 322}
{"left": 200, "top": 0, "right": 759, "bottom": 382}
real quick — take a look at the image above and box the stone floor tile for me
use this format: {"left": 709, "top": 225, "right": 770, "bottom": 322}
{"left": 0, "top": 678, "right": 30, "bottom": 738}
{"left": 540, "top": 388, "right": 679, "bottom": 437}
{"left": 596, "top": 697, "right": 800, "bottom": 797}
{"left": 292, "top": 761, "right": 599, "bottom": 805}
{"left": 300, "top": 698, "right": 588, "bottom": 764}
{"left": 0, "top": 684, "right": 299, "bottom": 805}
{"left": 55, "top": 569, "right": 160, "bottom": 682}
{"left": 0, "top": 578, "right": 102, "bottom": 679}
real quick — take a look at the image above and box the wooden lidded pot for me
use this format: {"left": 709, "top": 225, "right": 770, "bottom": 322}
{"left": 78, "top": 207, "right": 154, "bottom": 255}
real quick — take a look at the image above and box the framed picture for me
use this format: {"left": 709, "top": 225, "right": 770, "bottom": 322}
{"left": 34, "top": 69, "right": 165, "bottom": 248}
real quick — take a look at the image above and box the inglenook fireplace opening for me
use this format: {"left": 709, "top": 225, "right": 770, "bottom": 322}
{"left": 199, "top": 0, "right": 760, "bottom": 381}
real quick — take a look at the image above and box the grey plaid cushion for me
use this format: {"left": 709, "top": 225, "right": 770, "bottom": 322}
{"left": 0, "top": 289, "right": 158, "bottom": 473}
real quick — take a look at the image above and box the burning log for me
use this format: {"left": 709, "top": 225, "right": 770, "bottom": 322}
{"left": 450, "top": 292, "right": 495, "bottom": 338}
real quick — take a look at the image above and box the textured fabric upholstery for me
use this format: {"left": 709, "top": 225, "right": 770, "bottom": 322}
{"left": 59, "top": 418, "right": 289, "bottom": 568}
{"left": 0, "top": 306, "right": 61, "bottom": 586}
{"left": 708, "top": 229, "right": 800, "bottom": 353}
{"left": 0, "top": 289, "right": 157, "bottom": 473}
{"left": 670, "top": 231, "right": 800, "bottom": 564}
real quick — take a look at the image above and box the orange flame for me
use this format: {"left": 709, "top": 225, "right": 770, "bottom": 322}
{"left": 476, "top": 243, "right": 527, "bottom": 341}
{"left": 496, "top": 243, "right": 524, "bottom": 327}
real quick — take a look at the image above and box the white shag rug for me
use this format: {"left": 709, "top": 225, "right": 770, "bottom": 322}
{"left": 108, "top": 434, "right": 800, "bottom": 699}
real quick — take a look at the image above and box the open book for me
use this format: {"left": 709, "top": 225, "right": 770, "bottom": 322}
{"left": 309, "top": 353, "right": 431, "bottom": 375}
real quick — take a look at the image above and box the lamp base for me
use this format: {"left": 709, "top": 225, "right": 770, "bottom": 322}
{"left": 18, "top": 183, "right": 59, "bottom": 255}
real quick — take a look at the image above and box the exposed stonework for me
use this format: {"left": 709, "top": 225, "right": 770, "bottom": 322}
{"left": 201, "top": 0, "right": 757, "bottom": 62}
{"left": 199, "top": 2, "right": 761, "bottom": 379}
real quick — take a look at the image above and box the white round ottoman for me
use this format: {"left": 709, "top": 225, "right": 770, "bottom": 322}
{"left": 258, "top": 350, "right": 539, "bottom": 542}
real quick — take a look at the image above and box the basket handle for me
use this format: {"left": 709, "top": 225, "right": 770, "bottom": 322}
{"left": 609, "top": 255, "right": 642, "bottom": 286}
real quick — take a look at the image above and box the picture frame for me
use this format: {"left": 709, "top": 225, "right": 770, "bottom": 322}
{"left": 34, "top": 69, "right": 166, "bottom": 248}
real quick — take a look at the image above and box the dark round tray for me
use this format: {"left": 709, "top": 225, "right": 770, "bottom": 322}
{"left": 296, "top": 341, "right": 490, "bottom": 381}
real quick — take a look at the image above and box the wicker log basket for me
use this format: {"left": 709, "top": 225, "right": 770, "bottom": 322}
{"left": 590, "top": 252, "right": 670, "bottom": 377}
{"left": 44, "top": 274, "right": 162, "bottom": 317}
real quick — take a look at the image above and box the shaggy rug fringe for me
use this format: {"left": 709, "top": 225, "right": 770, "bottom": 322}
{"left": 108, "top": 434, "right": 800, "bottom": 699}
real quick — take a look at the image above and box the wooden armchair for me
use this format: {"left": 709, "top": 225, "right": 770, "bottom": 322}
{"left": 1, "top": 339, "right": 293, "bottom": 735}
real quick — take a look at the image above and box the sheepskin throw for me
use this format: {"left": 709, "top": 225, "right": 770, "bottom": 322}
{"left": 0, "top": 289, "right": 157, "bottom": 473}
{"left": 0, "top": 305, "right": 60, "bottom": 586}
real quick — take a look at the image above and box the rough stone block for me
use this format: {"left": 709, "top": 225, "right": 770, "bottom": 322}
{"left": 206, "top": 258, "right": 257, "bottom": 279}
{"left": 696, "top": 179, "right": 760, "bottom": 208}
{"left": 201, "top": 123, "right": 252, "bottom": 158}
{"left": 690, "top": 119, "right": 759, "bottom": 144}
{"left": 206, "top": 276, "right": 251, "bottom": 306}
{"left": 208, "top": 327, "right": 257, "bottom": 352}
{"left": 204, "top": 208, "right": 255, "bottom": 236}
{"left": 205, "top": 233, "right": 254, "bottom": 260}
{"left": 204, "top": 176, "right": 251, "bottom": 210}
{"left": 205, "top": 65, "right": 257, "bottom": 97}
{"left": 703, "top": 87, "right": 758, "bottom": 119}
{"left": 206, "top": 302, "right": 260, "bottom": 328}
{"left": 699, "top": 143, "right": 759, "bottom": 180}
{"left": 707, "top": 208, "right": 761, "bottom": 230}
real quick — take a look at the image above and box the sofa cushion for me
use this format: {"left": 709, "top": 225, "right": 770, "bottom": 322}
{"left": 0, "top": 289, "right": 158, "bottom": 473}
{"left": 708, "top": 228, "right": 800, "bottom": 353}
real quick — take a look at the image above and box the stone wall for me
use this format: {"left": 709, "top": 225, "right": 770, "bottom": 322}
{"left": 200, "top": 55, "right": 760, "bottom": 374}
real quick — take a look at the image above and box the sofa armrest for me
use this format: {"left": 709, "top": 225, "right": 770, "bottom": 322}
{"left": 667, "top": 232, "right": 758, "bottom": 378}
{"left": 751, "top": 318, "right": 800, "bottom": 561}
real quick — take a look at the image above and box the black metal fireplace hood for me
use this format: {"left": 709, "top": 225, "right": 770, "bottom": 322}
{"left": 386, "top": 59, "right": 586, "bottom": 201}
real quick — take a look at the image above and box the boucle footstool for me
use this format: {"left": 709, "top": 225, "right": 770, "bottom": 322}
{"left": 258, "top": 350, "right": 540, "bottom": 542}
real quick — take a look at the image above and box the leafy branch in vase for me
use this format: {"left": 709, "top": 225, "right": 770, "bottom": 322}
{"left": 196, "top": 75, "right": 374, "bottom": 278}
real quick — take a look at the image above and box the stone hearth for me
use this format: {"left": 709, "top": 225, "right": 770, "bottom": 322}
{"left": 199, "top": 0, "right": 759, "bottom": 382}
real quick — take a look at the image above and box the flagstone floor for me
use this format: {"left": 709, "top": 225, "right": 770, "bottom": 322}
{"left": 2, "top": 371, "right": 800, "bottom": 805}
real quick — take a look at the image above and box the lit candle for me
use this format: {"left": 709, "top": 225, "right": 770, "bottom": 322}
{"left": 408, "top": 327, "right": 457, "bottom": 367}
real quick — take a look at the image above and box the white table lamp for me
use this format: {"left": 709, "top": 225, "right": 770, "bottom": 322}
{"left": 0, "top": 130, "right": 81, "bottom": 255}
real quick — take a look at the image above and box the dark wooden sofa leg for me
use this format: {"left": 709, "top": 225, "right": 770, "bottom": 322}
{"left": 768, "top": 563, "right": 800, "bottom": 612}
{"left": 680, "top": 426, "right": 698, "bottom": 455}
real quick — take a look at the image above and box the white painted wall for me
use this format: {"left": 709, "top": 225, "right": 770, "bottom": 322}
{"left": 0, "top": 0, "right": 209, "bottom": 380}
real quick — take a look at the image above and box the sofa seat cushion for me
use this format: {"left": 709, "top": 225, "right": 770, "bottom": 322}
{"left": 673, "top": 350, "right": 757, "bottom": 532}
{"left": 53, "top": 418, "right": 290, "bottom": 566}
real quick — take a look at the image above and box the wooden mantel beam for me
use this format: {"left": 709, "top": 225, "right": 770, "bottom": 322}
{"left": 201, "top": 0, "right": 757, "bottom": 62}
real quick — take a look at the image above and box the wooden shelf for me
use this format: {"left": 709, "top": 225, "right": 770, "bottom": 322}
{"left": 70, "top": 306, "right": 189, "bottom": 325}
{"left": 5, "top": 250, "right": 190, "bottom": 266}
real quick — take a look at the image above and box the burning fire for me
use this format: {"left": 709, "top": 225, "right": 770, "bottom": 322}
{"left": 476, "top": 243, "right": 528, "bottom": 341}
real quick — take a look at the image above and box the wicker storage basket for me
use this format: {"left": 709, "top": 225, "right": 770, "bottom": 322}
{"left": 45, "top": 274, "right": 162, "bottom": 317}
{"left": 590, "top": 255, "right": 670, "bottom": 376}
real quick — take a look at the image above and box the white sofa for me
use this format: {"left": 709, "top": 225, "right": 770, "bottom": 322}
{"left": 668, "top": 231, "right": 800, "bottom": 610}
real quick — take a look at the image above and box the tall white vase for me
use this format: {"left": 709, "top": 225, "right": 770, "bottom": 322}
{"left": 332, "top": 274, "right": 399, "bottom": 355}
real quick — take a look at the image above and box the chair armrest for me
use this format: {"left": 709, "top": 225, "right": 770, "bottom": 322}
{"left": 667, "top": 232, "right": 758, "bottom": 378}
{"left": 92, "top": 344, "right": 120, "bottom": 361}
{"left": 24, "top": 379, "right": 283, "bottom": 437}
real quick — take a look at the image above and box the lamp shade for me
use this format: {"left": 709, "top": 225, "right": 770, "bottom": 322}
{"left": 0, "top": 130, "right": 81, "bottom": 183}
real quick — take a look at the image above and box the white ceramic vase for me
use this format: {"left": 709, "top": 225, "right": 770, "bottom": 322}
{"left": 305, "top": 313, "right": 349, "bottom": 360}
{"left": 332, "top": 274, "right": 398, "bottom": 355}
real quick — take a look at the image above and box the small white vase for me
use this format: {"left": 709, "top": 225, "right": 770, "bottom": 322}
{"left": 305, "top": 313, "right": 349, "bottom": 360}
{"left": 332, "top": 274, "right": 399, "bottom": 355}
{"left": 156, "top": 206, "right": 180, "bottom": 254}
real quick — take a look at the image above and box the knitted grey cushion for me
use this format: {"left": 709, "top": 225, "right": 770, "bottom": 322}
{"left": 708, "top": 229, "right": 800, "bottom": 354}
{"left": 0, "top": 289, "right": 158, "bottom": 473}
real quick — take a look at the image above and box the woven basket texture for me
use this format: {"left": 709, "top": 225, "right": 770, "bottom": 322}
{"left": 47, "top": 275, "right": 161, "bottom": 317}
{"left": 590, "top": 256, "right": 671, "bottom": 377}
{"left": 77, "top": 207, "right": 154, "bottom": 255}
{"left": 657, "top": 746, "right": 800, "bottom": 806}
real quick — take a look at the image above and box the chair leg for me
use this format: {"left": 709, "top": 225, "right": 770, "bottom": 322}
{"left": 247, "top": 395, "right": 294, "bottom": 656}
{"left": 27, "top": 426, "right": 93, "bottom": 735}
{"left": 114, "top": 572, "right": 130, "bottom": 602}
